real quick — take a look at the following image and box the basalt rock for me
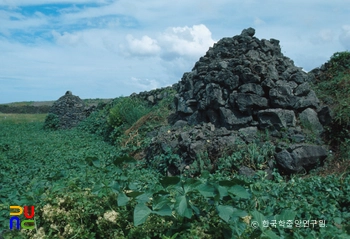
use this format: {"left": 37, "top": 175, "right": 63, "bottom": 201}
{"left": 146, "top": 122, "right": 245, "bottom": 176}
{"left": 275, "top": 144, "right": 328, "bottom": 173}
{"left": 257, "top": 109, "right": 296, "bottom": 131}
{"left": 299, "top": 108, "right": 324, "bottom": 134}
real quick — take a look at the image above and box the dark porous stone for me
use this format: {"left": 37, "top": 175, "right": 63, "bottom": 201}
{"left": 276, "top": 144, "right": 328, "bottom": 173}
{"left": 239, "top": 166, "right": 256, "bottom": 178}
{"left": 257, "top": 109, "right": 296, "bottom": 130}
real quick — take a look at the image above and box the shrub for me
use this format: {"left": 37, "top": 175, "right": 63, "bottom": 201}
{"left": 78, "top": 109, "right": 114, "bottom": 142}
{"left": 314, "top": 51, "right": 350, "bottom": 126}
{"left": 43, "top": 113, "right": 60, "bottom": 130}
{"left": 215, "top": 142, "right": 275, "bottom": 174}
{"left": 108, "top": 97, "right": 151, "bottom": 129}
{"left": 327, "top": 51, "right": 350, "bottom": 73}
{"left": 312, "top": 51, "right": 350, "bottom": 160}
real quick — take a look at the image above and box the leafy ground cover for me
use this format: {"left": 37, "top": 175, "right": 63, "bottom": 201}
{"left": 0, "top": 116, "right": 349, "bottom": 238}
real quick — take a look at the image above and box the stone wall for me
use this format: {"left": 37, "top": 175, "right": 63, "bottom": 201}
{"left": 130, "top": 85, "right": 178, "bottom": 106}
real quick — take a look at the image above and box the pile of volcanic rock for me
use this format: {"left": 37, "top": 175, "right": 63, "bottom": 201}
{"left": 146, "top": 28, "right": 331, "bottom": 176}
{"left": 47, "top": 91, "right": 95, "bottom": 129}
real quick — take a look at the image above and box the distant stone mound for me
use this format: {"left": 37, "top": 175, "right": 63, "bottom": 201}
{"left": 48, "top": 91, "right": 90, "bottom": 129}
{"left": 146, "top": 28, "right": 331, "bottom": 176}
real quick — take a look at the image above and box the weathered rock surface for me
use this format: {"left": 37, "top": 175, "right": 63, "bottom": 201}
{"left": 146, "top": 122, "right": 245, "bottom": 175}
{"left": 275, "top": 144, "right": 328, "bottom": 173}
{"left": 48, "top": 91, "right": 93, "bottom": 129}
{"left": 299, "top": 108, "right": 324, "bottom": 134}
{"left": 257, "top": 109, "right": 296, "bottom": 130}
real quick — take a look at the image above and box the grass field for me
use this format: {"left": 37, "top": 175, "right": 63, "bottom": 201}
{"left": 0, "top": 113, "right": 47, "bottom": 123}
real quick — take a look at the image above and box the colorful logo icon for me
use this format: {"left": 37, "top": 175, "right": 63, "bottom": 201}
{"left": 9, "top": 206, "right": 35, "bottom": 230}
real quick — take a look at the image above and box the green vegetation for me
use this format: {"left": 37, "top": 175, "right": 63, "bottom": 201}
{"left": 0, "top": 113, "right": 47, "bottom": 123}
{"left": 1, "top": 99, "right": 349, "bottom": 238}
{"left": 216, "top": 141, "right": 275, "bottom": 173}
{"left": 312, "top": 51, "right": 350, "bottom": 161}
{"left": 0, "top": 66, "right": 349, "bottom": 238}
{"left": 0, "top": 101, "right": 48, "bottom": 107}
{"left": 108, "top": 97, "right": 151, "bottom": 128}
{"left": 79, "top": 90, "right": 175, "bottom": 156}
{"left": 43, "top": 113, "right": 60, "bottom": 130}
{"left": 83, "top": 98, "right": 112, "bottom": 105}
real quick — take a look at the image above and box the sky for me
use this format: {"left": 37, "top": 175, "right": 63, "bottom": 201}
{"left": 0, "top": 0, "right": 349, "bottom": 103}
